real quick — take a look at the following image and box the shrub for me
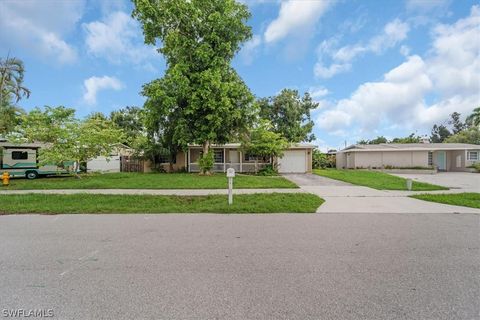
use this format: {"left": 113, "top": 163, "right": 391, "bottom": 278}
{"left": 198, "top": 151, "right": 214, "bottom": 174}
{"left": 257, "top": 164, "right": 278, "bottom": 176}
{"left": 313, "top": 149, "right": 335, "bottom": 169}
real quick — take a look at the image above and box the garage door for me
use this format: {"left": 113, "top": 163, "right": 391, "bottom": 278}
{"left": 278, "top": 150, "right": 306, "bottom": 173}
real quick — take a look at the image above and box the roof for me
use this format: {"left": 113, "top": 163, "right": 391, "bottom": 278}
{"left": 338, "top": 143, "right": 480, "bottom": 153}
{"left": 188, "top": 143, "right": 315, "bottom": 149}
{"left": 0, "top": 141, "right": 45, "bottom": 148}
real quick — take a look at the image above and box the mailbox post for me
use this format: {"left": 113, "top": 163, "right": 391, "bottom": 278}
{"left": 226, "top": 168, "right": 235, "bottom": 205}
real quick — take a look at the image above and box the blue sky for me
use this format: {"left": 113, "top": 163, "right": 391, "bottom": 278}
{"left": 1, "top": 0, "right": 479, "bottom": 151}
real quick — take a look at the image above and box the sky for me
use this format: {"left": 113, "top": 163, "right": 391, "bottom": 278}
{"left": 0, "top": 0, "right": 479, "bottom": 151}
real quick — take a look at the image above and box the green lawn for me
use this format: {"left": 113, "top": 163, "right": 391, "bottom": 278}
{"left": 6, "top": 172, "right": 298, "bottom": 190}
{"left": 313, "top": 169, "right": 448, "bottom": 191}
{"left": 0, "top": 193, "right": 323, "bottom": 214}
{"left": 410, "top": 193, "right": 480, "bottom": 209}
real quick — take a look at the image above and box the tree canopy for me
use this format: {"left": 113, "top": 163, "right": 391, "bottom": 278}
{"left": 258, "top": 89, "right": 317, "bottom": 143}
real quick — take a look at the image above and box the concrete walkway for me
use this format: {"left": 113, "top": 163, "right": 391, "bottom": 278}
{"left": 0, "top": 188, "right": 304, "bottom": 196}
{"left": 283, "top": 174, "right": 480, "bottom": 214}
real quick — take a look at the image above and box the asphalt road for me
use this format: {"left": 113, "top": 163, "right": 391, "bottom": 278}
{"left": 1, "top": 213, "right": 479, "bottom": 320}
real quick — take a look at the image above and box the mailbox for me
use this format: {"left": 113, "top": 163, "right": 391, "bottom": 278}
{"left": 227, "top": 168, "right": 235, "bottom": 178}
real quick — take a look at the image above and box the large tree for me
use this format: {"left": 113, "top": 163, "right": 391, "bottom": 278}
{"left": 466, "top": 107, "right": 480, "bottom": 128}
{"left": 133, "top": 0, "right": 255, "bottom": 173}
{"left": 0, "top": 56, "right": 30, "bottom": 136}
{"left": 430, "top": 124, "right": 451, "bottom": 143}
{"left": 445, "top": 126, "right": 480, "bottom": 145}
{"left": 258, "top": 89, "right": 317, "bottom": 143}
{"left": 10, "top": 106, "right": 124, "bottom": 176}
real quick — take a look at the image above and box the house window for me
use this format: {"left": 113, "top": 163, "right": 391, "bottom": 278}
{"left": 12, "top": 151, "right": 28, "bottom": 160}
{"left": 467, "top": 151, "right": 479, "bottom": 161}
{"left": 213, "top": 149, "right": 224, "bottom": 163}
{"left": 428, "top": 152, "right": 433, "bottom": 166}
{"left": 158, "top": 154, "right": 176, "bottom": 164}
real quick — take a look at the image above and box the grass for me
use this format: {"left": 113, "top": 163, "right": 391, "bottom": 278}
{"left": 313, "top": 169, "right": 448, "bottom": 191}
{"left": 6, "top": 172, "right": 298, "bottom": 190}
{"left": 410, "top": 193, "right": 480, "bottom": 209}
{"left": 0, "top": 193, "right": 323, "bottom": 214}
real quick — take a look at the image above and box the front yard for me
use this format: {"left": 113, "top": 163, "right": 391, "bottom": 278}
{"left": 0, "top": 193, "right": 323, "bottom": 214}
{"left": 6, "top": 172, "right": 298, "bottom": 190}
{"left": 313, "top": 169, "right": 448, "bottom": 191}
{"left": 410, "top": 193, "right": 480, "bottom": 209}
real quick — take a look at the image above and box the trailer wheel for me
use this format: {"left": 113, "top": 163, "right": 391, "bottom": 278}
{"left": 26, "top": 171, "right": 39, "bottom": 180}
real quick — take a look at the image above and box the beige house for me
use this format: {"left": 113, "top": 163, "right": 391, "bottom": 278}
{"left": 336, "top": 143, "right": 480, "bottom": 172}
{"left": 152, "top": 143, "right": 314, "bottom": 173}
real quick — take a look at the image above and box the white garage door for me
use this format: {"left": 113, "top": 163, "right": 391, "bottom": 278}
{"left": 278, "top": 150, "right": 306, "bottom": 173}
{"left": 87, "top": 156, "right": 121, "bottom": 172}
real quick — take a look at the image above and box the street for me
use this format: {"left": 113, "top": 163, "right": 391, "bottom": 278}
{"left": 1, "top": 213, "right": 479, "bottom": 320}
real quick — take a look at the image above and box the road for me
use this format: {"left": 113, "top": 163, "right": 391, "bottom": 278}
{"left": 1, "top": 213, "right": 479, "bottom": 320}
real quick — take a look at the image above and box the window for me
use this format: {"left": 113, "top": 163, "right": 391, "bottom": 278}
{"left": 213, "top": 149, "right": 224, "bottom": 163}
{"left": 158, "top": 154, "right": 176, "bottom": 164}
{"left": 12, "top": 151, "right": 28, "bottom": 160}
{"left": 428, "top": 152, "right": 433, "bottom": 166}
{"left": 467, "top": 151, "right": 479, "bottom": 161}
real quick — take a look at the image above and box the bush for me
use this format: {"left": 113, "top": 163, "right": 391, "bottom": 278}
{"left": 257, "top": 164, "right": 278, "bottom": 176}
{"left": 468, "top": 162, "right": 480, "bottom": 172}
{"left": 198, "top": 151, "right": 214, "bottom": 174}
{"left": 313, "top": 149, "right": 335, "bottom": 169}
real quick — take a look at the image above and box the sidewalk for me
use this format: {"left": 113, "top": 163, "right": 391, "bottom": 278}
{"left": 0, "top": 188, "right": 304, "bottom": 196}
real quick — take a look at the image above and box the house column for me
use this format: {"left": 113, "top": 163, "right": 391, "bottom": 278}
{"left": 223, "top": 148, "right": 226, "bottom": 172}
{"left": 239, "top": 150, "right": 243, "bottom": 173}
{"left": 188, "top": 148, "right": 191, "bottom": 173}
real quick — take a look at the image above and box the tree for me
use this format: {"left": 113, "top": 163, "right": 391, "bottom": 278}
{"left": 445, "top": 126, "right": 480, "bottom": 145}
{"left": 133, "top": 0, "right": 255, "bottom": 174}
{"left": 0, "top": 56, "right": 30, "bottom": 136}
{"left": 312, "top": 149, "right": 335, "bottom": 169}
{"left": 448, "top": 112, "right": 466, "bottom": 134}
{"left": 430, "top": 124, "right": 451, "bottom": 143}
{"left": 10, "top": 106, "right": 124, "bottom": 177}
{"left": 258, "top": 89, "right": 317, "bottom": 143}
{"left": 241, "top": 121, "right": 288, "bottom": 168}
{"left": 391, "top": 133, "right": 421, "bottom": 143}
{"left": 110, "top": 106, "right": 146, "bottom": 143}
{"left": 466, "top": 107, "right": 480, "bottom": 127}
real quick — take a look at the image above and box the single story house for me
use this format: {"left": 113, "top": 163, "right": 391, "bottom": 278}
{"left": 150, "top": 143, "right": 314, "bottom": 174}
{"left": 336, "top": 143, "right": 480, "bottom": 172}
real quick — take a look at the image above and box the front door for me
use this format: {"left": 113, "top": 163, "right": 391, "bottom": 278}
{"left": 229, "top": 150, "right": 239, "bottom": 163}
{"left": 437, "top": 151, "right": 446, "bottom": 171}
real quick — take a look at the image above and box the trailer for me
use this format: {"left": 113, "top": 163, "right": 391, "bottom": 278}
{"left": 0, "top": 142, "right": 74, "bottom": 179}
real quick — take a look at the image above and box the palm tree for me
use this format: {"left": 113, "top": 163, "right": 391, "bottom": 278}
{"left": 466, "top": 107, "right": 480, "bottom": 127}
{"left": 0, "top": 56, "right": 30, "bottom": 136}
{"left": 0, "top": 56, "right": 31, "bottom": 104}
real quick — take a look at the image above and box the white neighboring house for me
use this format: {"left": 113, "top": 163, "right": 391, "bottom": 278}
{"left": 86, "top": 144, "right": 134, "bottom": 173}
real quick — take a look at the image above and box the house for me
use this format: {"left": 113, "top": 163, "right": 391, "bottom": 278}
{"left": 335, "top": 143, "right": 480, "bottom": 172}
{"left": 148, "top": 143, "right": 314, "bottom": 174}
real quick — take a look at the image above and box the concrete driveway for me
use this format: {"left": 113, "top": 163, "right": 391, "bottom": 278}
{"left": 391, "top": 172, "right": 480, "bottom": 192}
{"left": 283, "top": 174, "right": 480, "bottom": 214}
{"left": 1, "top": 213, "right": 479, "bottom": 320}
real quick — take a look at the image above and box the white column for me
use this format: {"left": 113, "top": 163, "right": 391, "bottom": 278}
{"left": 223, "top": 148, "right": 226, "bottom": 172}
{"left": 239, "top": 151, "right": 243, "bottom": 173}
{"left": 188, "top": 148, "right": 191, "bottom": 172}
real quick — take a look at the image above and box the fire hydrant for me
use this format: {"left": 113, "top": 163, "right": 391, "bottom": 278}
{"left": 2, "top": 172, "right": 10, "bottom": 187}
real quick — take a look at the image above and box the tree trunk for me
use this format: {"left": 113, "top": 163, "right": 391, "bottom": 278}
{"left": 201, "top": 140, "right": 211, "bottom": 175}
{"left": 73, "top": 160, "right": 82, "bottom": 179}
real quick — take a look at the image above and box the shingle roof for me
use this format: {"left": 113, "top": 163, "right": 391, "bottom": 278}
{"left": 340, "top": 143, "right": 480, "bottom": 152}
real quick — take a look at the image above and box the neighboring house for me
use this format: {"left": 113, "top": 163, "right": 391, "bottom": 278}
{"left": 149, "top": 143, "right": 314, "bottom": 174}
{"left": 86, "top": 144, "right": 134, "bottom": 173}
{"left": 336, "top": 143, "right": 480, "bottom": 172}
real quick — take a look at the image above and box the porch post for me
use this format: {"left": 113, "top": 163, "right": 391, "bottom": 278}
{"left": 223, "top": 148, "right": 226, "bottom": 172}
{"left": 239, "top": 150, "right": 243, "bottom": 173}
{"left": 188, "top": 148, "right": 191, "bottom": 173}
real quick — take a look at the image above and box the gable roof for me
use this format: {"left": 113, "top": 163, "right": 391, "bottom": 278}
{"left": 340, "top": 143, "right": 480, "bottom": 152}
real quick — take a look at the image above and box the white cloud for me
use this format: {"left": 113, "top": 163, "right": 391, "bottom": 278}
{"left": 264, "top": 0, "right": 334, "bottom": 43}
{"left": 0, "top": 0, "right": 84, "bottom": 63}
{"left": 83, "top": 76, "right": 124, "bottom": 105}
{"left": 239, "top": 34, "right": 262, "bottom": 65}
{"left": 83, "top": 11, "right": 157, "bottom": 66}
{"left": 406, "top": 0, "right": 449, "bottom": 11}
{"left": 314, "top": 19, "right": 410, "bottom": 78}
{"left": 316, "top": 5, "right": 480, "bottom": 133}
{"left": 309, "top": 86, "right": 330, "bottom": 100}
